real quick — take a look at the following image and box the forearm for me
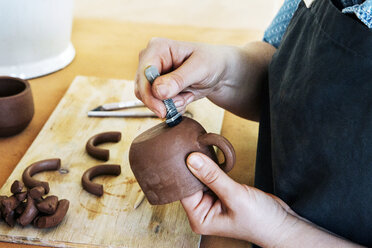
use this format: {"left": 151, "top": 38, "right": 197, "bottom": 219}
{"left": 208, "top": 41, "right": 276, "bottom": 122}
{"left": 265, "top": 213, "right": 364, "bottom": 248}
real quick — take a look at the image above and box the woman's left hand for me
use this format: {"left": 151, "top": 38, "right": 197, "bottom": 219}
{"left": 181, "top": 153, "right": 364, "bottom": 247}
{"left": 180, "top": 152, "right": 293, "bottom": 247}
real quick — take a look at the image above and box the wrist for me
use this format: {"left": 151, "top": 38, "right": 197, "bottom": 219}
{"left": 267, "top": 213, "right": 302, "bottom": 248}
{"left": 251, "top": 210, "right": 298, "bottom": 248}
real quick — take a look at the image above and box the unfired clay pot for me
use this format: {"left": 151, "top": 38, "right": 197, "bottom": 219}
{"left": 0, "top": 76, "right": 34, "bottom": 137}
{"left": 129, "top": 117, "right": 235, "bottom": 205}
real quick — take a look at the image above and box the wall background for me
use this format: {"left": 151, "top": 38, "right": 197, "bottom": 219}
{"left": 74, "top": 0, "right": 284, "bottom": 33}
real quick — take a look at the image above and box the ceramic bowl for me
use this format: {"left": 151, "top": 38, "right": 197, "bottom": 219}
{"left": 0, "top": 76, "right": 34, "bottom": 137}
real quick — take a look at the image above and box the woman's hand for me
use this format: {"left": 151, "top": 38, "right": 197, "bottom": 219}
{"left": 180, "top": 152, "right": 291, "bottom": 247}
{"left": 135, "top": 37, "right": 238, "bottom": 117}
{"left": 181, "top": 153, "right": 363, "bottom": 248}
{"left": 135, "top": 38, "right": 276, "bottom": 121}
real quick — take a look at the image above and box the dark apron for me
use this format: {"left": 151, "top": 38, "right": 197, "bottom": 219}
{"left": 255, "top": 0, "right": 372, "bottom": 246}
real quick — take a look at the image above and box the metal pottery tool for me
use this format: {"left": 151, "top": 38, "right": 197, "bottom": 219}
{"left": 87, "top": 100, "right": 157, "bottom": 117}
{"left": 144, "top": 65, "right": 182, "bottom": 127}
{"left": 88, "top": 99, "right": 193, "bottom": 118}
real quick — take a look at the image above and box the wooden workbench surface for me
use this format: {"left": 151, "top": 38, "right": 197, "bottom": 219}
{"left": 0, "top": 18, "right": 261, "bottom": 248}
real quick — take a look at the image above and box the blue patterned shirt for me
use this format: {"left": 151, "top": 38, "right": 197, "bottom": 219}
{"left": 263, "top": 0, "right": 372, "bottom": 48}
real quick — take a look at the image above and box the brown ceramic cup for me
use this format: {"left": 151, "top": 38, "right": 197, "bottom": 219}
{"left": 0, "top": 76, "right": 34, "bottom": 137}
{"left": 129, "top": 117, "right": 235, "bottom": 205}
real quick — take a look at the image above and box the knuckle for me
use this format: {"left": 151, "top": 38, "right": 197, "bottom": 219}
{"left": 170, "top": 72, "right": 186, "bottom": 91}
{"left": 240, "top": 184, "right": 258, "bottom": 203}
{"left": 149, "top": 37, "right": 163, "bottom": 45}
{"left": 201, "top": 167, "right": 219, "bottom": 186}
{"left": 141, "top": 92, "right": 153, "bottom": 106}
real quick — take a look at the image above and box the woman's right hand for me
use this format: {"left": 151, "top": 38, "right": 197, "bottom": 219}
{"left": 135, "top": 38, "right": 276, "bottom": 120}
{"left": 135, "top": 37, "right": 243, "bottom": 118}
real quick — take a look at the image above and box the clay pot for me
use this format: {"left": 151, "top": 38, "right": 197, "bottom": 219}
{"left": 129, "top": 117, "right": 235, "bottom": 205}
{"left": 0, "top": 76, "right": 34, "bottom": 137}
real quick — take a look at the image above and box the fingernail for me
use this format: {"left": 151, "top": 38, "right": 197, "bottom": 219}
{"left": 155, "top": 84, "right": 169, "bottom": 98}
{"left": 185, "top": 94, "right": 194, "bottom": 105}
{"left": 154, "top": 110, "right": 162, "bottom": 117}
{"left": 188, "top": 154, "right": 204, "bottom": 170}
{"left": 174, "top": 99, "right": 184, "bottom": 108}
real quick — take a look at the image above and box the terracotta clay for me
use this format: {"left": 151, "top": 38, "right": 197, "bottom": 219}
{"left": 86, "top": 131, "right": 122, "bottom": 161}
{"left": 17, "top": 195, "right": 38, "bottom": 226}
{"left": 36, "top": 195, "right": 58, "bottom": 214}
{"left": 15, "top": 202, "right": 26, "bottom": 215}
{"left": 4, "top": 211, "right": 15, "bottom": 227}
{"left": 15, "top": 192, "right": 27, "bottom": 202}
{"left": 1, "top": 178, "right": 68, "bottom": 229}
{"left": 1, "top": 196, "right": 20, "bottom": 215}
{"left": 34, "top": 199, "right": 69, "bottom": 228}
{"left": 81, "top": 164, "right": 121, "bottom": 196}
{"left": 0, "top": 196, "right": 8, "bottom": 220}
{"left": 29, "top": 186, "right": 45, "bottom": 200}
{"left": 0, "top": 195, "right": 6, "bottom": 211}
{"left": 22, "top": 158, "right": 61, "bottom": 194}
{"left": 129, "top": 117, "right": 236, "bottom": 205}
{"left": 0, "top": 76, "right": 34, "bottom": 137}
{"left": 10, "top": 180, "right": 24, "bottom": 194}
{"left": 1, "top": 196, "right": 20, "bottom": 227}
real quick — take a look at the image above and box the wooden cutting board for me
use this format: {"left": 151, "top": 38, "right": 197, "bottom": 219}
{"left": 0, "top": 76, "right": 225, "bottom": 248}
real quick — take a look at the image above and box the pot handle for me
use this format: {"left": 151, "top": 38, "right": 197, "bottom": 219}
{"left": 198, "top": 133, "right": 235, "bottom": 173}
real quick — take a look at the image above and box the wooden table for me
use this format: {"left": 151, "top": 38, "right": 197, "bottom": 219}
{"left": 0, "top": 18, "right": 261, "bottom": 248}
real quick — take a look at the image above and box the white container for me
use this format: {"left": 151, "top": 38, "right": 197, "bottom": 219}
{"left": 0, "top": 0, "right": 75, "bottom": 79}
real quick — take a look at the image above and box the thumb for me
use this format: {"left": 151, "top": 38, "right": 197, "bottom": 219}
{"left": 187, "top": 152, "right": 238, "bottom": 204}
{"left": 151, "top": 55, "right": 208, "bottom": 99}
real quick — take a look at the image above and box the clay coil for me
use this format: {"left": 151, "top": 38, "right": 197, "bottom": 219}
{"left": 22, "top": 158, "right": 61, "bottom": 194}
{"left": 86, "top": 132, "right": 121, "bottom": 161}
{"left": 34, "top": 199, "right": 69, "bottom": 228}
{"left": 82, "top": 164, "right": 121, "bottom": 196}
{"left": 17, "top": 195, "right": 38, "bottom": 226}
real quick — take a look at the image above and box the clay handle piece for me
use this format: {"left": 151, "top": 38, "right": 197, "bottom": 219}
{"left": 82, "top": 164, "right": 121, "bottom": 196}
{"left": 198, "top": 133, "right": 236, "bottom": 173}
{"left": 34, "top": 199, "right": 69, "bottom": 228}
{"left": 86, "top": 132, "right": 122, "bottom": 161}
{"left": 22, "top": 158, "right": 61, "bottom": 194}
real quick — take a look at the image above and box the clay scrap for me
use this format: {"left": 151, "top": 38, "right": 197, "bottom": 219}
{"left": 86, "top": 131, "right": 121, "bottom": 161}
{"left": 82, "top": 164, "right": 121, "bottom": 196}
{"left": 17, "top": 195, "right": 38, "bottom": 226}
{"left": 34, "top": 199, "right": 69, "bottom": 228}
{"left": 36, "top": 195, "right": 58, "bottom": 215}
{"left": 1, "top": 159, "right": 69, "bottom": 229}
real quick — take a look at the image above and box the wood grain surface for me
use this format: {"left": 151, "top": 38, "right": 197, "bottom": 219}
{"left": 0, "top": 76, "right": 227, "bottom": 247}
